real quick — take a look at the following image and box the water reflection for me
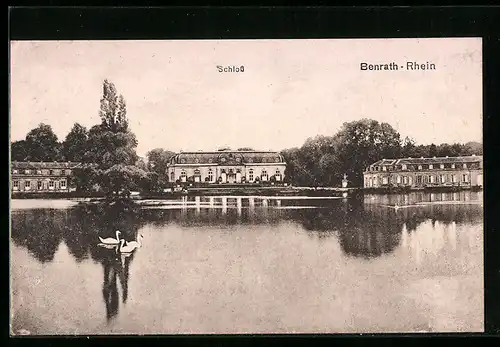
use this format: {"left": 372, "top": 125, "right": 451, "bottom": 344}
{"left": 100, "top": 247, "right": 135, "bottom": 322}
{"left": 11, "top": 209, "right": 65, "bottom": 263}
{"left": 10, "top": 191, "right": 483, "bottom": 332}
{"left": 11, "top": 201, "right": 144, "bottom": 323}
{"left": 11, "top": 192, "right": 483, "bottom": 266}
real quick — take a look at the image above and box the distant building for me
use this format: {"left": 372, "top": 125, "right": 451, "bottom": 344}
{"left": 363, "top": 155, "right": 483, "bottom": 189}
{"left": 11, "top": 161, "right": 82, "bottom": 193}
{"left": 166, "top": 150, "right": 287, "bottom": 184}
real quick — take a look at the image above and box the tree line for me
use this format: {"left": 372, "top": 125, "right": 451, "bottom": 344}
{"left": 11, "top": 80, "right": 176, "bottom": 198}
{"left": 11, "top": 80, "right": 481, "bottom": 191}
{"left": 279, "top": 119, "right": 482, "bottom": 187}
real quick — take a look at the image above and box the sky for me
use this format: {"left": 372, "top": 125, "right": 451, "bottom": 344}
{"left": 10, "top": 38, "right": 482, "bottom": 157}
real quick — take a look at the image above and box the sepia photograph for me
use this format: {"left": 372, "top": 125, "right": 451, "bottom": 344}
{"left": 9, "top": 38, "right": 483, "bottom": 335}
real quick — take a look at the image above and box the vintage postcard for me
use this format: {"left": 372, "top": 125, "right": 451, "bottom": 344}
{"left": 10, "top": 38, "right": 483, "bottom": 335}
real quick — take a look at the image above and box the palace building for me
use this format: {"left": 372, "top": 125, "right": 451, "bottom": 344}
{"left": 363, "top": 155, "right": 483, "bottom": 189}
{"left": 11, "top": 161, "right": 82, "bottom": 193}
{"left": 166, "top": 150, "right": 287, "bottom": 185}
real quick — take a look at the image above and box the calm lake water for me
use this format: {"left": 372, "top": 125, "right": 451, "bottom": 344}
{"left": 10, "top": 191, "right": 484, "bottom": 334}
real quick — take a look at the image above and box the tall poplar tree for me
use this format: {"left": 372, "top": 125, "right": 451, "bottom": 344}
{"left": 75, "top": 79, "right": 147, "bottom": 197}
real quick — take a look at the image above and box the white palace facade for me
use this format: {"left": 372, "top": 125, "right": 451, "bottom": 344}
{"left": 166, "top": 150, "right": 287, "bottom": 185}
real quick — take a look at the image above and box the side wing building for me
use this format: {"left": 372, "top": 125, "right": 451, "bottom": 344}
{"left": 11, "top": 161, "right": 83, "bottom": 193}
{"left": 363, "top": 155, "right": 483, "bottom": 189}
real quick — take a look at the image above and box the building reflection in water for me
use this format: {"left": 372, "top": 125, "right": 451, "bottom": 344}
{"left": 400, "top": 219, "right": 461, "bottom": 268}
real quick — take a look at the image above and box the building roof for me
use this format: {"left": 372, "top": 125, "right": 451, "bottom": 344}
{"left": 11, "top": 161, "right": 83, "bottom": 169}
{"left": 369, "top": 155, "right": 483, "bottom": 167}
{"left": 169, "top": 150, "right": 286, "bottom": 165}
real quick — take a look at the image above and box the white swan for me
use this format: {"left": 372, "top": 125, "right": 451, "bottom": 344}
{"left": 98, "top": 230, "right": 121, "bottom": 245}
{"left": 125, "top": 233, "right": 143, "bottom": 249}
{"left": 119, "top": 238, "right": 138, "bottom": 253}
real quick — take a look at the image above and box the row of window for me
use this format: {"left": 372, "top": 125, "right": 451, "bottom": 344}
{"left": 366, "top": 173, "right": 469, "bottom": 186}
{"left": 369, "top": 162, "right": 477, "bottom": 172}
{"left": 175, "top": 168, "right": 280, "bottom": 177}
{"left": 172, "top": 168, "right": 282, "bottom": 182}
{"left": 12, "top": 169, "right": 70, "bottom": 175}
{"left": 12, "top": 180, "right": 67, "bottom": 189}
{"left": 178, "top": 157, "right": 281, "bottom": 164}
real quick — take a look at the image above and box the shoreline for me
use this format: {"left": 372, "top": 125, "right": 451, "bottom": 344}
{"left": 10, "top": 185, "right": 482, "bottom": 201}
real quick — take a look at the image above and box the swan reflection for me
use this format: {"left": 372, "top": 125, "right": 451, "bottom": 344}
{"left": 99, "top": 244, "right": 136, "bottom": 323}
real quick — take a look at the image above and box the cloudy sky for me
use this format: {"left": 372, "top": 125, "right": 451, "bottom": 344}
{"left": 10, "top": 38, "right": 482, "bottom": 157}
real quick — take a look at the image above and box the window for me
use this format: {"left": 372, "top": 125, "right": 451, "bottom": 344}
{"left": 49, "top": 170, "right": 54, "bottom": 175}
{"left": 451, "top": 174, "right": 457, "bottom": 183}
{"left": 451, "top": 164, "right": 455, "bottom": 169}
{"left": 403, "top": 176, "right": 408, "bottom": 185}
{"left": 463, "top": 163, "right": 467, "bottom": 169}
{"left": 429, "top": 164, "right": 433, "bottom": 169}
{"left": 382, "top": 177, "right": 388, "bottom": 185}
{"left": 402, "top": 164, "right": 407, "bottom": 170}
{"left": 60, "top": 180, "right": 66, "bottom": 188}
{"left": 61, "top": 170, "right": 66, "bottom": 175}
{"left": 462, "top": 174, "right": 469, "bottom": 183}
{"left": 13, "top": 181, "right": 19, "bottom": 188}
{"left": 375, "top": 166, "right": 379, "bottom": 171}
{"left": 275, "top": 169, "right": 281, "bottom": 181}
{"left": 440, "top": 164, "right": 444, "bottom": 169}
{"left": 37, "top": 181, "right": 42, "bottom": 190}
{"left": 396, "top": 175, "right": 401, "bottom": 184}
{"left": 249, "top": 169, "right": 254, "bottom": 182}
{"left": 170, "top": 171, "right": 175, "bottom": 182}
{"left": 261, "top": 169, "right": 268, "bottom": 181}
{"left": 194, "top": 169, "right": 200, "bottom": 176}
{"left": 416, "top": 175, "right": 422, "bottom": 184}
{"left": 382, "top": 166, "right": 387, "bottom": 172}
{"left": 181, "top": 170, "right": 186, "bottom": 177}
{"left": 418, "top": 165, "right": 422, "bottom": 170}
{"left": 36, "top": 170, "right": 42, "bottom": 175}
{"left": 25, "top": 181, "right": 31, "bottom": 188}
{"left": 430, "top": 175, "right": 435, "bottom": 183}
{"left": 440, "top": 175, "right": 446, "bottom": 183}
{"left": 25, "top": 169, "right": 30, "bottom": 174}
{"left": 49, "top": 181, "right": 54, "bottom": 188}
{"left": 12, "top": 169, "right": 18, "bottom": 174}
{"left": 208, "top": 169, "right": 214, "bottom": 182}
